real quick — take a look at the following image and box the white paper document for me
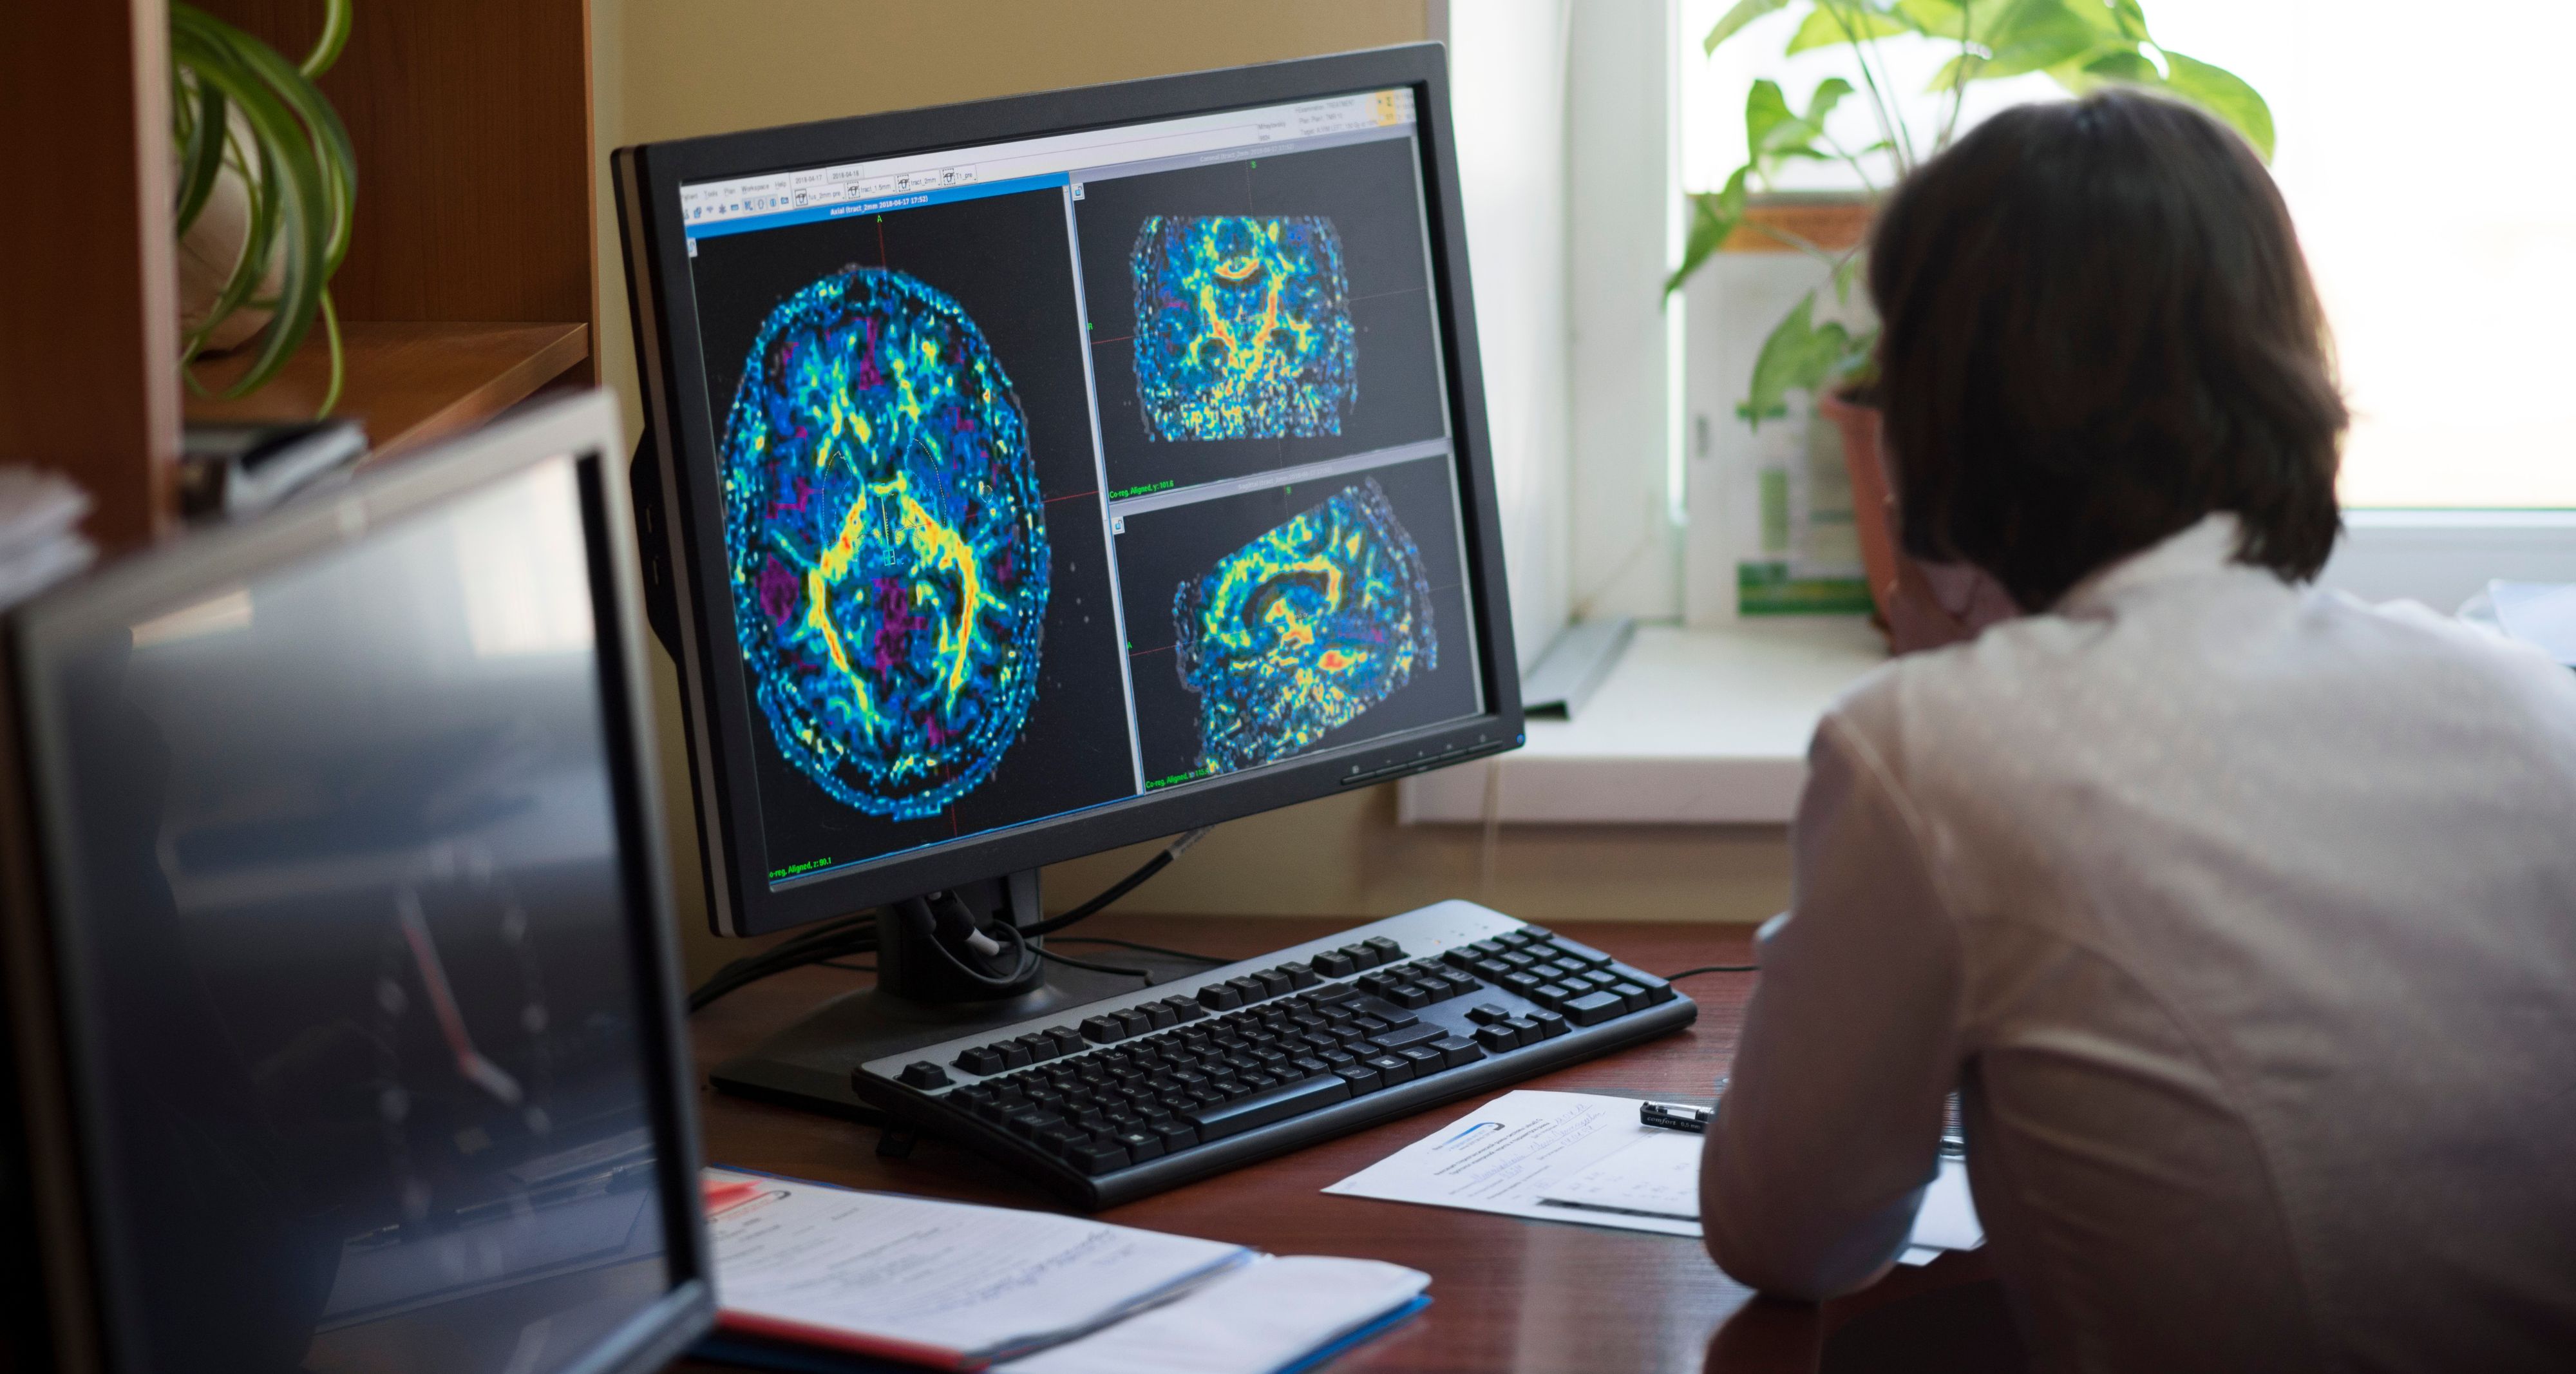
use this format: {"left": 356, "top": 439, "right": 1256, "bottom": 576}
{"left": 705, "top": 1168, "right": 1250, "bottom": 1366}
{"left": 1325, "top": 1091, "right": 1984, "bottom": 1259}
{"left": 998, "top": 1254, "right": 1430, "bottom": 1374}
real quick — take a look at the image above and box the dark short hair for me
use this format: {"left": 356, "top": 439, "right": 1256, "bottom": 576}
{"left": 1866, "top": 90, "right": 2347, "bottom": 610}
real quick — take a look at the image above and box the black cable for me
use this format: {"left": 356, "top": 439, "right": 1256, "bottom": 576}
{"left": 1664, "top": 964, "right": 1759, "bottom": 980}
{"left": 819, "top": 960, "right": 878, "bottom": 973}
{"left": 1021, "top": 827, "right": 1213, "bottom": 938}
{"left": 685, "top": 826, "right": 1213, "bottom": 1013}
{"left": 1036, "top": 948, "right": 1154, "bottom": 980}
{"left": 1048, "top": 936, "right": 1227, "bottom": 964}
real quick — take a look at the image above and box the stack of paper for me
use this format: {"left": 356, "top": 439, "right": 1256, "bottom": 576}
{"left": 1325, "top": 1089, "right": 1982, "bottom": 1266}
{"left": 697, "top": 1169, "right": 1427, "bottom": 1373}
{"left": 0, "top": 468, "right": 93, "bottom": 609}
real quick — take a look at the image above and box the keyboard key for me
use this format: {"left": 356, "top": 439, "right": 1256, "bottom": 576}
{"left": 1611, "top": 982, "right": 1653, "bottom": 1011}
{"left": 1388, "top": 984, "right": 1432, "bottom": 1009}
{"left": 1113, "top": 1128, "right": 1166, "bottom": 1163}
{"left": 1007, "top": 1109, "right": 1065, "bottom": 1140}
{"left": 1226, "top": 976, "right": 1267, "bottom": 1002}
{"left": 1430, "top": 1035, "right": 1485, "bottom": 1068}
{"left": 1528, "top": 1010, "right": 1570, "bottom": 1038}
{"left": 1604, "top": 964, "right": 1677, "bottom": 1004}
{"left": 1368, "top": 1022, "right": 1448, "bottom": 1053}
{"left": 956, "top": 1046, "right": 1007, "bottom": 1075}
{"left": 1471, "top": 959, "right": 1513, "bottom": 980}
{"left": 1255, "top": 968, "right": 1294, "bottom": 998}
{"left": 1501, "top": 971, "right": 1543, "bottom": 996}
{"left": 1156, "top": 1121, "right": 1200, "bottom": 1151}
{"left": 1280, "top": 961, "right": 1320, "bottom": 989}
{"left": 1356, "top": 971, "right": 1397, "bottom": 998}
{"left": 1519, "top": 925, "right": 1554, "bottom": 941}
{"left": 1162, "top": 995, "right": 1208, "bottom": 1022}
{"left": 1501, "top": 951, "right": 1539, "bottom": 969}
{"left": 1363, "top": 936, "right": 1405, "bottom": 962}
{"left": 1562, "top": 989, "right": 1627, "bottom": 1026}
{"left": 898, "top": 1061, "right": 951, "bottom": 1089}
{"left": 1350, "top": 997, "right": 1418, "bottom": 1028}
{"left": 1081, "top": 1015, "right": 1128, "bottom": 1044}
{"left": 1144, "top": 1002, "right": 1180, "bottom": 1029}
{"left": 1441, "top": 948, "right": 1481, "bottom": 969}
{"left": 1116, "top": 1008, "right": 1156, "bottom": 1036}
{"left": 1549, "top": 937, "right": 1616, "bottom": 968}
{"left": 1531, "top": 982, "right": 1575, "bottom": 1008}
{"left": 1335, "top": 1064, "right": 1385, "bottom": 1093}
{"left": 1043, "top": 1026, "right": 1086, "bottom": 1055}
{"left": 1467, "top": 1002, "right": 1511, "bottom": 1024}
{"left": 1198, "top": 984, "right": 1242, "bottom": 1011}
{"left": 1362, "top": 1053, "right": 1414, "bottom": 1085}
{"left": 1473, "top": 1023, "right": 1521, "bottom": 1053}
{"left": 1063, "top": 1138, "right": 1132, "bottom": 1174}
{"left": 1015, "top": 1033, "right": 1062, "bottom": 1062}
{"left": 1309, "top": 980, "right": 1360, "bottom": 1004}
{"left": 1399, "top": 1045, "right": 1446, "bottom": 1074}
{"left": 1313, "top": 950, "right": 1359, "bottom": 977}
{"left": 1185, "top": 1073, "right": 1353, "bottom": 1140}
{"left": 1502, "top": 1016, "right": 1545, "bottom": 1045}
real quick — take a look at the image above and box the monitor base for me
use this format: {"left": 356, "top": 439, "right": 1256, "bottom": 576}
{"left": 708, "top": 964, "right": 1145, "bottom": 1126}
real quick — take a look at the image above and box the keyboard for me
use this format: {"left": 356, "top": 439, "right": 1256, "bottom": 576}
{"left": 850, "top": 901, "right": 1696, "bottom": 1208}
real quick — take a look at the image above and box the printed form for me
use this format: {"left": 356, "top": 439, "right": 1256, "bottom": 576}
{"left": 1325, "top": 1091, "right": 1981, "bottom": 1264}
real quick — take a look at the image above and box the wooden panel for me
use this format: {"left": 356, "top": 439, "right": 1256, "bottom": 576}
{"left": 1723, "top": 198, "right": 1874, "bottom": 255}
{"left": 677, "top": 917, "right": 1997, "bottom": 1373}
{"left": 196, "top": 0, "right": 596, "bottom": 360}
{"left": 185, "top": 321, "right": 589, "bottom": 459}
{"left": 0, "top": 0, "right": 182, "bottom": 550}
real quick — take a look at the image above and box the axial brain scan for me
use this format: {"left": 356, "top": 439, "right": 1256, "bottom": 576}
{"left": 719, "top": 267, "right": 1048, "bottom": 820}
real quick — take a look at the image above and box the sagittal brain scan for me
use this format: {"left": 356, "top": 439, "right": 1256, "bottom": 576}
{"left": 1131, "top": 215, "right": 1357, "bottom": 441}
{"left": 1173, "top": 478, "right": 1435, "bottom": 772}
{"left": 719, "top": 267, "right": 1048, "bottom": 820}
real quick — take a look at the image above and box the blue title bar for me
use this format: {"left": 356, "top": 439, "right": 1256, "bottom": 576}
{"left": 686, "top": 171, "right": 1072, "bottom": 243}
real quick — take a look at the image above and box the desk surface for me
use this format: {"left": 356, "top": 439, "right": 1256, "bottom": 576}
{"left": 674, "top": 916, "right": 1988, "bottom": 1374}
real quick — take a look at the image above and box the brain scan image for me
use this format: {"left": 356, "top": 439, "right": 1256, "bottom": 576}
{"left": 1131, "top": 215, "right": 1357, "bottom": 441}
{"left": 1173, "top": 479, "right": 1435, "bottom": 773}
{"left": 718, "top": 267, "right": 1048, "bottom": 821}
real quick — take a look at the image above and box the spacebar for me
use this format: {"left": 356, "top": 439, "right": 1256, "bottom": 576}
{"left": 1185, "top": 1076, "right": 1352, "bottom": 1141}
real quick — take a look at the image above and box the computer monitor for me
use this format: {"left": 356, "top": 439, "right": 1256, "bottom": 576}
{"left": 614, "top": 44, "right": 1522, "bottom": 1099}
{"left": 0, "top": 394, "right": 714, "bottom": 1374}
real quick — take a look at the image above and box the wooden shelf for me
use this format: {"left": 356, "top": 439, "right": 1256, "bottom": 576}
{"left": 184, "top": 320, "right": 590, "bottom": 460}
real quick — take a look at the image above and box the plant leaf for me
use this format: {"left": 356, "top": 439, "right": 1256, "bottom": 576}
{"left": 302, "top": 0, "right": 352, "bottom": 79}
{"left": 2078, "top": 49, "right": 2159, "bottom": 85}
{"left": 1705, "top": 0, "right": 1793, "bottom": 53}
{"left": 1787, "top": 5, "right": 1911, "bottom": 55}
{"left": 1975, "top": 0, "right": 2103, "bottom": 78}
{"left": 2161, "top": 50, "right": 2276, "bottom": 161}
{"left": 1745, "top": 292, "right": 1863, "bottom": 429}
{"left": 1665, "top": 168, "right": 1752, "bottom": 297}
{"left": 1745, "top": 79, "right": 1795, "bottom": 164}
{"left": 1897, "top": 0, "right": 2009, "bottom": 41}
{"left": 1803, "top": 75, "right": 1859, "bottom": 126}
{"left": 172, "top": 73, "right": 228, "bottom": 236}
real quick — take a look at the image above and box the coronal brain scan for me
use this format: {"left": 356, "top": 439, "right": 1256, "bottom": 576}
{"left": 719, "top": 267, "right": 1048, "bottom": 821}
{"left": 1131, "top": 215, "right": 1358, "bottom": 441}
{"left": 1173, "top": 478, "right": 1435, "bottom": 773}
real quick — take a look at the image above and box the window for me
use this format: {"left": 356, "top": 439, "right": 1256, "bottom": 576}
{"left": 1678, "top": 0, "right": 2576, "bottom": 510}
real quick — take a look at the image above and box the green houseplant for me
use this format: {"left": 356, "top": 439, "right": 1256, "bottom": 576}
{"left": 1670, "top": 0, "right": 2273, "bottom": 421}
{"left": 171, "top": 0, "right": 357, "bottom": 414}
{"left": 1667, "top": 0, "right": 2275, "bottom": 647}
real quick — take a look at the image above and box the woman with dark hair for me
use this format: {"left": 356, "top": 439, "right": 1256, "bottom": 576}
{"left": 1698, "top": 90, "right": 2576, "bottom": 1371}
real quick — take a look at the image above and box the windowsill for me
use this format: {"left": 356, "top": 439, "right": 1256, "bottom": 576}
{"left": 1399, "top": 618, "right": 1887, "bottom": 825}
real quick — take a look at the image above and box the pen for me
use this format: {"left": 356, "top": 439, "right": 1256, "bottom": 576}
{"left": 1639, "top": 1101, "right": 1711, "bottom": 1134}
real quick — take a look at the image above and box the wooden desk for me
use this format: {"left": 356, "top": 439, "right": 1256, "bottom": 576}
{"left": 676, "top": 917, "right": 1995, "bottom": 1373}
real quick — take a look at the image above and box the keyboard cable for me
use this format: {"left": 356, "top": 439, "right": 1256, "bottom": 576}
{"left": 1663, "top": 964, "right": 1758, "bottom": 980}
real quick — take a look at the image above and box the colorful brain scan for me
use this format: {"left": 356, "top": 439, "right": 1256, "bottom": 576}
{"left": 1131, "top": 215, "right": 1357, "bottom": 441}
{"left": 719, "top": 267, "right": 1047, "bottom": 821}
{"left": 1173, "top": 479, "right": 1435, "bottom": 773}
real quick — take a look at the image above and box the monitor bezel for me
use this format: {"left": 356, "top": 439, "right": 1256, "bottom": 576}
{"left": 616, "top": 42, "right": 1525, "bottom": 937}
{"left": 0, "top": 394, "right": 717, "bottom": 1374}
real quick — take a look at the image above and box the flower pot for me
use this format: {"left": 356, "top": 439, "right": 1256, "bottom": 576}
{"left": 1818, "top": 390, "right": 2018, "bottom": 654}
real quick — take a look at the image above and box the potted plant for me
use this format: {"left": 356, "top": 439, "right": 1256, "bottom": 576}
{"left": 171, "top": 0, "right": 357, "bottom": 415}
{"left": 1667, "top": 0, "right": 2273, "bottom": 649}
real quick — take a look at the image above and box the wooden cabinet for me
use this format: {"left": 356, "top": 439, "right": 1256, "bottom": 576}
{"left": 0, "top": 0, "right": 596, "bottom": 550}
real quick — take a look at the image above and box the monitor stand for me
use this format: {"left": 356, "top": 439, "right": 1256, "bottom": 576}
{"left": 707, "top": 871, "right": 1139, "bottom": 1126}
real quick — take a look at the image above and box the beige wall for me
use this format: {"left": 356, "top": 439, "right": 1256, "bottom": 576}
{"left": 589, "top": 1, "right": 1790, "bottom": 983}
